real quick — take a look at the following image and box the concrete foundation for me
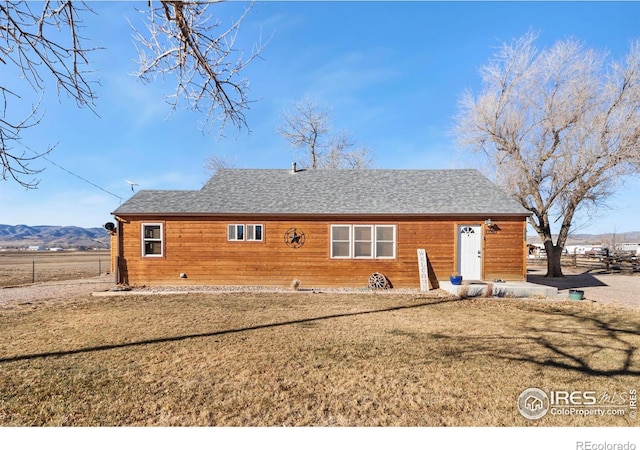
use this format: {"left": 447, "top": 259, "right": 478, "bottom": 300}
{"left": 440, "top": 280, "right": 558, "bottom": 298}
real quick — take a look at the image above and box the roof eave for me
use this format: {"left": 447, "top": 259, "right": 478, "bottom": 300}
{"left": 112, "top": 211, "right": 532, "bottom": 219}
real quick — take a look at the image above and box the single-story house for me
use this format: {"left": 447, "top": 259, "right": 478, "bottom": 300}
{"left": 109, "top": 167, "right": 531, "bottom": 288}
{"left": 563, "top": 245, "right": 594, "bottom": 256}
{"left": 615, "top": 243, "right": 640, "bottom": 256}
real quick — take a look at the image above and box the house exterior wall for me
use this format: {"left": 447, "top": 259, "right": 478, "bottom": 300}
{"left": 113, "top": 215, "right": 527, "bottom": 288}
{"left": 615, "top": 243, "right": 640, "bottom": 255}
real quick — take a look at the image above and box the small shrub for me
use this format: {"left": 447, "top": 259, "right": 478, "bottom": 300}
{"left": 457, "top": 283, "right": 470, "bottom": 299}
{"left": 290, "top": 279, "right": 301, "bottom": 291}
{"left": 483, "top": 283, "right": 494, "bottom": 298}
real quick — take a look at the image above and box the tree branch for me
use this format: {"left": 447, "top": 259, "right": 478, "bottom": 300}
{"left": 133, "top": 0, "right": 266, "bottom": 132}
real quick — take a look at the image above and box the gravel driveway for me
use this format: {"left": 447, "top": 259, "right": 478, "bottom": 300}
{"left": 0, "top": 275, "right": 114, "bottom": 310}
{"left": 528, "top": 268, "right": 640, "bottom": 310}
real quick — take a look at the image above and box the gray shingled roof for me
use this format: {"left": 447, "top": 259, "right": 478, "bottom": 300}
{"left": 112, "top": 169, "right": 530, "bottom": 216}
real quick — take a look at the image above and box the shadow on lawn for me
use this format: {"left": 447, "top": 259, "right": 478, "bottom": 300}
{"left": 433, "top": 306, "right": 640, "bottom": 377}
{"left": 0, "top": 297, "right": 462, "bottom": 364}
{"left": 513, "top": 307, "right": 640, "bottom": 376}
{"left": 527, "top": 270, "right": 608, "bottom": 291}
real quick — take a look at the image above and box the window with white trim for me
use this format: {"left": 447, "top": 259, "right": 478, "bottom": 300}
{"left": 228, "top": 224, "right": 263, "bottom": 241}
{"left": 353, "top": 225, "right": 373, "bottom": 258}
{"left": 142, "top": 223, "right": 163, "bottom": 257}
{"left": 330, "top": 224, "right": 396, "bottom": 259}
{"left": 331, "top": 225, "right": 351, "bottom": 258}
{"left": 228, "top": 224, "right": 244, "bottom": 241}
{"left": 246, "top": 224, "right": 263, "bottom": 241}
{"left": 375, "top": 225, "right": 396, "bottom": 258}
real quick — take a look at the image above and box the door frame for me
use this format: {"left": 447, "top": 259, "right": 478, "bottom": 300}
{"left": 455, "top": 223, "right": 484, "bottom": 281}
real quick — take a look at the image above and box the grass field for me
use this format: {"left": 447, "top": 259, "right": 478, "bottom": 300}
{"left": 0, "top": 291, "right": 638, "bottom": 426}
{"left": 0, "top": 251, "right": 110, "bottom": 287}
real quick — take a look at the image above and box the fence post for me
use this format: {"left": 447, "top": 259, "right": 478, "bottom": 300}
{"left": 32, "top": 257, "right": 35, "bottom": 284}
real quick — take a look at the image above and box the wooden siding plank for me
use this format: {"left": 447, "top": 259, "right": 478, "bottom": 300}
{"left": 116, "top": 216, "right": 527, "bottom": 287}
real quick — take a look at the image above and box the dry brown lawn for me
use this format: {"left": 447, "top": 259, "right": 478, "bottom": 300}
{"left": 0, "top": 291, "right": 638, "bottom": 426}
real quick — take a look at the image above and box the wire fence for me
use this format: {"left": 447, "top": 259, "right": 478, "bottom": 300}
{"left": 0, "top": 251, "right": 111, "bottom": 287}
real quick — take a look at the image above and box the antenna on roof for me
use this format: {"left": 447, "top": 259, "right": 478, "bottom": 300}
{"left": 125, "top": 179, "right": 139, "bottom": 192}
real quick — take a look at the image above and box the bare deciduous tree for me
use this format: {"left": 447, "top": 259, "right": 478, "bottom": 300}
{"left": 1, "top": 1, "right": 261, "bottom": 188}
{"left": 1, "top": 1, "right": 97, "bottom": 188}
{"left": 133, "top": 1, "right": 264, "bottom": 131}
{"left": 0, "top": 89, "right": 46, "bottom": 188}
{"left": 277, "top": 96, "right": 374, "bottom": 170}
{"left": 454, "top": 32, "right": 640, "bottom": 277}
{"left": 204, "top": 153, "right": 236, "bottom": 173}
{"left": 323, "top": 132, "right": 374, "bottom": 170}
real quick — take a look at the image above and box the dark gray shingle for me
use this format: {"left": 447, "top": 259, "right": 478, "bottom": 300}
{"left": 113, "top": 169, "right": 529, "bottom": 216}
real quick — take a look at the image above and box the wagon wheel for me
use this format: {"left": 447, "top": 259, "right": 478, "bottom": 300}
{"left": 368, "top": 272, "right": 389, "bottom": 289}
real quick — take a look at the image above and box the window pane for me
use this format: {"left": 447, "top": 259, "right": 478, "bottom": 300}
{"left": 142, "top": 224, "right": 163, "bottom": 257}
{"left": 376, "top": 242, "right": 394, "bottom": 258}
{"left": 237, "top": 225, "right": 244, "bottom": 240}
{"left": 354, "top": 241, "right": 372, "bottom": 257}
{"left": 332, "top": 226, "right": 350, "bottom": 241}
{"left": 245, "top": 224, "right": 263, "bottom": 241}
{"left": 353, "top": 226, "right": 372, "bottom": 241}
{"left": 228, "top": 224, "right": 236, "bottom": 240}
{"left": 145, "top": 241, "right": 162, "bottom": 255}
{"left": 376, "top": 226, "right": 394, "bottom": 241}
{"left": 145, "top": 225, "right": 160, "bottom": 239}
{"left": 332, "top": 242, "right": 350, "bottom": 258}
{"left": 353, "top": 226, "right": 373, "bottom": 258}
{"left": 375, "top": 226, "right": 395, "bottom": 258}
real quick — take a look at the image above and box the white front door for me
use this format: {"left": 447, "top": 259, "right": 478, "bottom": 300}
{"left": 458, "top": 225, "right": 482, "bottom": 280}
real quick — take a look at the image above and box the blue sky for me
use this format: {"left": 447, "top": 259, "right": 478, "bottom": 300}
{"left": 1, "top": 1, "right": 640, "bottom": 236}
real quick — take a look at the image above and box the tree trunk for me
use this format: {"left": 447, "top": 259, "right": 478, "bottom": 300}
{"left": 544, "top": 241, "right": 564, "bottom": 278}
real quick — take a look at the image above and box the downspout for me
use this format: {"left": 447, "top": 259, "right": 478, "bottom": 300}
{"left": 114, "top": 216, "right": 125, "bottom": 285}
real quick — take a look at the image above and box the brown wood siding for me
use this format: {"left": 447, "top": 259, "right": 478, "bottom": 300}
{"left": 482, "top": 220, "right": 528, "bottom": 281}
{"left": 116, "top": 215, "right": 527, "bottom": 288}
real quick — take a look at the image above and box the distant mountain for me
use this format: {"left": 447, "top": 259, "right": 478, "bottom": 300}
{"left": 0, "top": 224, "right": 110, "bottom": 249}
{"left": 569, "top": 231, "right": 640, "bottom": 243}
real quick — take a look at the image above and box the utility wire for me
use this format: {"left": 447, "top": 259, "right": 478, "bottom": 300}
{"left": 41, "top": 154, "right": 123, "bottom": 203}
{"left": 19, "top": 141, "right": 123, "bottom": 203}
